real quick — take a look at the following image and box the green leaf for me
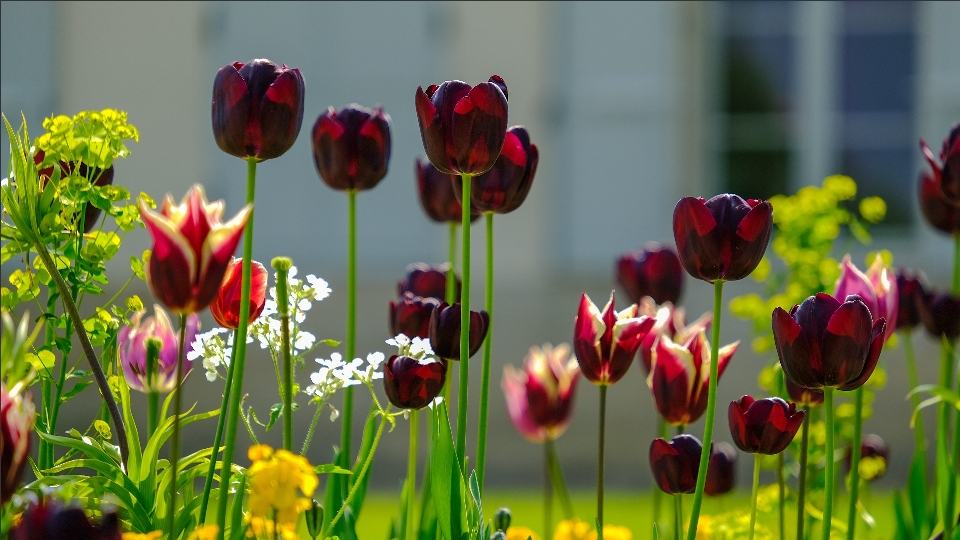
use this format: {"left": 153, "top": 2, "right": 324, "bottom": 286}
{"left": 349, "top": 409, "right": 378, "bottom": 521}
{"left": 908, "top": 452, "right": 928, "bottom": 540}
{"left": 314, "top": 463, "right": 352, "bottom": 475}
{"left": 430, "top": 403, "right": 463, "bottom": 540}
{"left": 61, "top": 380, "right": 93, "bottom": 402}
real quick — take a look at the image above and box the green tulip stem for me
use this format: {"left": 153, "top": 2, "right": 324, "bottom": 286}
{"left": 685, "top": 279, "right": 724, "bottom": 540}
{"left": 846, "top": 386, "right": 864, "bottom": 540}
{"left": 145, "top": 337, "right": 161, "bottom": 439}
{"left": 444, "top": 221, "right": 458, "bottom": 404}
{"left": 822, "top": 386, "right": 836, "bottom": 540}
{"left": 274, "top": 258, "right": 294, "bottom": 451}
{"left": 147, "top": 391, "right": 159, "bottom": 441}
{"left": 796, "top": 405, "right": 811, "bottom": 540}
{"left": 407, "top": 408, "right": 419, "bottom": 540}
{"left": 779, "top": 451, "right": 786, "bottom": 540}
{"left": 457, "top": 173, "right": 472, "bottom": 473}
{"left": 198, "top": 328, "right": 239, "bottom": 525}
{"left": 597, "top": 385, "right": 608, "bottom": 539}
{"left": 544, "top": 440, "right": 553, "bottom": 539}
{"left": 166, "top": 313, "right": 189, "bottom": 540}
{"left": 546, "top": 436, "right": 576, "bottom": 520}
{"left": 342, "top": 189, "right": 358, "bottom": 468}
{"left": 903, "top": 330, "right": 928, "bottom": 477}
{"left": 477, "top": 211, "right": 494, "bottom": 492}
{"left": 216, "top": 157, "right": 257, "bottom": 540}
{"left": 748, "top": 452, "right": 761, "bottom": 540}
{"left": 674, "top": 493, "right": 683, "bottom": 540}
{"left": 653, "top": 417, "right": 666, "bottom": 530}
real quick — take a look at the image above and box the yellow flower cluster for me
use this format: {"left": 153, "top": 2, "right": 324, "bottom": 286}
{"left": 507, "top": 526, "right": 541, "bottom": 540}
{"left": 552, "top": 520, "right": 632, "bottom": 540}
{"left": 122, "top": 533, "right": 161, "bottom": 540}
{"left": 187, "top": 525, "right": 220, "bottom": 540}
{"left": 246, "top": 444, "right": 319, "bottom": 531}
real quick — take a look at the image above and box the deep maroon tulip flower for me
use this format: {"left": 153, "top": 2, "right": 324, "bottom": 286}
{"left": 895, "top": 268, "right": 928, "bottom": 331}
{"left": 834, "top": 254, "right": 897, "bottom": 342}
{"left": 415, "top": 76, "right": 509, "bottom": 176}
{"left": 728, "top": 395, "right": 804, "bottom": 455}
{"left": 502, "top": 344, "right": 581, "bottom": 443}
{"left": 1, "top": 383, "right": 34, "bottom": 505}
{"left": 649, "top": 434, "right": 703, "bottom": 494}
{"left": 11, "top": 496, "right": 122, "bottom": 540}
{"left": 772, "top": 293, "right": 885, "bottom": 391}
{"left": 617, "top": 243, "right": 685, "bottom": 306}
{"left": 210, "top": 257, "right": 268, "bottom": 329}
{"left": 919, "top": 291, "right": 960, "bottom": 340}
{"left": 429, "top": 302, "right": 489, "bottom": 360}
{"left": 918, "top": 163, "right": 960, "bottom": 235}
{"left": 921, "top": 123, "right": 960, "bottom": 204}
{"left": 416, "top": 158, "right": 480, "bottom": 223}
{"left": 845, "top": 434, "right": 889, "bottom": 481}
{"left": 212, "top": 59, "right": 305, "bottom": 161}
{"left": 637, "top": 298, "right": 710, "bottom": 375}
{"left": 36, "top": 151, "right": 115, "bottom": 233}
{"left": 456, "top": 126, "right": 538, "bottom": 214}
{"left": 139, "top": 185, "right": 251, "bottom": 315}
{"left": 390, "top": 292, "right": 440, "bottom": 339}
{"left": 705, "top": 442, "right": 737, "bottom": 496}
{"left": 399, "top": 262, "right": 460, "bottom": 302}
{"left": 383, "top": 354, "right": 447, "bottom": 410}
{"left": 672, "top": 194, "right": 773, "bottom": 283}
{"left": 785, "top": 377, "right": 824, "bottom": 407}
{"left": 312, "top": 104, "right": 392, "bottom": 191}
{"left": 573, "top": 292, "right": 655, "bottom": 386}
{"left": 118, "top": 305, "right": 200, "bottom": 394}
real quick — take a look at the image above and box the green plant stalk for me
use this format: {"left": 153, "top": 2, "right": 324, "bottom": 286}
{"left": 274, "top": 259, "right": 294, "bottom": 451}
{"left": 597, "top": 385, "right": 607, "bottom": 537}
{"left": 341, "top": 189, "right": 358, "bottom": 469}
{"left": 779, "top": 451, "right": 786, "bottom": 540}
{"left": 215, "top": 157, "right": 257, "bottom": 540}
{"left": 846, "top": 386, "right": 864, "bottom": 540}
{"left": 903, "top": 330, "right": 927, "bottom": 479}
{"left": 166, "top": 313, "right": 189, "bottom": 539}
{"left": 407, "top": 408, "right": 419, "bottom": 540}
{"left": 944, "top": 232, "right": 960, "bottom": 540}
{"left": 32, "top": 238, "right": 128, "bottom": 468}
{"left": 145, "top": 337, "right": 161, "bottom": 439}
{"left": 544, "top": 440, "right": 553, "bottom": 538}
{"left": 147, "top": 392, "right": 159, "bottom": 440}
{"left": 198, "top": 329, "right": 239, "bottom": 525}
{"left": 822, "top": 387, "right": 835, "bottom": 540}
{"left": 46, "top": 284, "right": 76, "bottom": 469}
{"left": 546, "top": 437, "right": 576, "bottom": 520}
{"left": 749, "top": 452, "right": 761, "bottom": 540}
{"left": 39, "top": 290, "right": 57, "bottom": 470}
{"left": 444, "top": 221, "right": 458, "bottom": 404}
{"left": 457, "top": 174, "right": 472, "bottom": 472}
{"left": 674, "top": 494, "right": 683, "bottom": 540}
{"left": 797, "top": 406, "right": 811, "bottom": 540}
{"left": 477, "top": 212, "right": 494, "bottom": 492}
{"left": 653, "top": 417, "right": 666, "bottom": 530}
{"left": 324, "top": 406, "right": 390, "bottom": 537}
{"left": 685, "top": 280, "right": 724, "bottom": 540}
{"left": 302, "top": 400, "right": 324, "bottom": 455}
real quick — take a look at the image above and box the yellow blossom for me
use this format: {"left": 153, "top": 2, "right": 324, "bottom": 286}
{"left": 587, "top": 525, "right": 632, "bottom": 540}
{"left": 247, "top": 517, "right": 298, "bottom": 540}
{"left": 187, "top": 525, "right": 220, "bottom": 540}
{"left": 122, "top": 533, "right": 162, "bottom": 540}
{"left": 247, "top": 444, "right": 319, "bottom": 527}
{"left": 507, "top": 526, "right": 542, "bottom": 540}
{"left": 554, "top": 519, "right": 591, "bottom": 540}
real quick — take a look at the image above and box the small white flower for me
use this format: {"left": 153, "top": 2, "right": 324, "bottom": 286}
{"left": 427, "top": 396, "right": 444, "bottom": 410}
{"left": 386, "top": 334, "right": 410, "bottom": 349}
{"left": 366, "top": 351, "right": 385, "bottom": 370}
{"left": 295, "top": 311, "right": 307, "bottom": 324}
{"left": 409, "top": 337, "right": 433, "bottom": 357}
{"left": 298, "top": 298, "right": 313, "bottom": 312}
{"left": 288, "top": 266, "right": 298, "bottom": 280}
{"left": 205, "top": 371, "right": 217, "bottom": 382}
{"left": 329, "top": 407, "right": 340, "bottom": 422}
{"left": 294, "top": 331, "right": 315, "bottom": 351}
{"left": 307, "top": 275, "right": 331, "bottom": 301}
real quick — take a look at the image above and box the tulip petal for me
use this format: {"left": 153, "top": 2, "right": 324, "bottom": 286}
{"left": 821, "top": 296, "right": 873, "bottom": 387}
{"left": 416, "top": 86, "right": 455, "bottom": 174}
{"left": 212, "top": 64, "right": 252, "bottom": 159}
{"left": 834, "top": 254, "right": 879, "bottom": 317}
{"left": 451, "top": 82, "right": 508, "bottom": 175}
{"left": 837, "top": 318, "right": 885, "bottom": 391}
{"left": 258, "top": 68, "right": 305, "bottom": 160}
{"left": 650, "top": 336, "right": 696, "bottom": 426}
{"left": 673, "top": 197, "right": 720, "bottom": 282}
{"left": 726, "top": 200, "right": 773, "bottom": 280}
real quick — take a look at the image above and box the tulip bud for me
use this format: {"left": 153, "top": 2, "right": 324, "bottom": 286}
{"left": 785, "top": 378, "right": 823, "bottom": 408}
{"left": 212, "top": 59, "right": 305, "bottom": 161}
{"left": 502, "top": 344, "right": 580, "bottom": 443}
{"left": 673, "top": 194, "right": 773, "bottom": 283}
{"left": 649, "top": 434, "right": 702, "bottom": 494}
{"left": 918, "top": 163, "right": 960, "bottom": 235}
{"left": 494, "top": 507, "right": 512, "bottom": 531}
{"left": 428, "top": 302, "right": 489, "bottom": 360}
{"left": 834, "top": 254, "right": 897, "bottom": 342}
{"left": 118, "top": 306, "right": 200, "bottom": 393}
{"left": 705, "top": 442, "right": 737, "bottom": 496}
{"left": 11, "top": 495, "right": 123, "bottom": 540}
{"left": 894, "top": 268, "right": 927, "bottom": 331}
{"left": 728, "top": 395, "right": 804, "bottom": 455}
{"left": 845, "top": 434, "right": 889, "bottom": 482}
{"left": 210, "top": 258, "right": 269, "bottom": 329}
{"left": 918, "top": 291, "right": 960, "bottom": 340}
{"left": 920, "top": 123, "right": 960, "bottom": 204}
{"left": 305, "top": 500, "right": 323, "bottom": 539}
{"left": 456, "top": 126, "right": 538, "bottom": 214}
{"left": 390, "top": 293, "right": 440, "bottom": 340}
{"left": 616, "top": 243, "right": 685, "bottom": 306}
{"left": 490, "top": 532, "right": 507, "bottom": 540}
{"left": 416, "top": 158, "right": 480, "bottom": 224}
{"left": 573, "top": 292, "right": 655, "bottom": 386}
{"left": 399, "top": 262, "right": 459, "bottom": 302}
{"left": 1, "top": 383, "right": 34, "bottom": 505}
{"left": 415, "top": 76, "right": 509, "bottom": 176}
{"left": 312, "top": 104, "right": 392, "bottom": 192}
{"left": 382, "top": 354, "right": 447, "bottom": 410}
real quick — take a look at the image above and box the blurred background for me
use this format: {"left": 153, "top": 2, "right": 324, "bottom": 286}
{"left": 2, "top": 0, "right": 958, "bottom": 496}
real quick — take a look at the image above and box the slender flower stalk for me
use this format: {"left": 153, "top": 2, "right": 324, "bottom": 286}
{"left": 674, "top": 494, "right": 683, "bottom": 540}
{"left": 274, "top": 258, "right": 294, "bottom": 451}
{"left": 544, "top": 441, "right": 552, "bottom": 539}
{"left": 685, "top": 280, "right": 724, "bottom": 540}
{"left": 445, "top": 221, "right": 458, "bottom": 403}
{"left": 457, "top": 173, "right": 472, "bottom": 472}
{"left": 145, "top": 338, "right": 161, "bottom": 438}
{"left": 598, "top": 385, "right": 607, "bottom": 538}
{"left": 796, "top": 406, "right": 811, "bottom": 540}
{"left": 407, "top": 409, "right": 419, "bottom": 540}
{"left": 903, "top": 329, "right": 927, "bottom": 481}
{"left": 166, "top": 313, "right": 189, "bottom": 539}
{"left": 653, "top": 418, "right": 666, "bottom": 529}
{"left": 342, "top": 189, "right": 358, "bottom": 467}
{"left": 477, "top": 212, "right": 494, "bottom": 491}
{"left": 748, "top": 453, "right": 760, "bottom": 540}
{"left": 778, "top": 452, "right": 785, "bottom": 540}
{"left": 546, "top": 437, "right": 576, "bottom": 520}
{"left": 198, "top": 329, "right": 239, "bottom": 525}
{"left": 823, "top": 387, "right": 835, "bottom": 540}
{"left": 846, "top": 387, "right": 864, "bottom": 540}
{"left": 940, "top": 232, "right": 960, "bottom": 540}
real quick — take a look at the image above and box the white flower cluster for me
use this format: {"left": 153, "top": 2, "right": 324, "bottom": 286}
{"left": 385, "top": 333, "right": 435, "bottom": 360}
{"left": 305, "top": 350, "right": 386, "bottom": 399}
{"left": 187, "top": 327, "right": 232, "bottom": 382}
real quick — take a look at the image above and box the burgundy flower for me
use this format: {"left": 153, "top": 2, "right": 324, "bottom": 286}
{"left": 672, "top": 194, "right": 773, "bottom": 283}
{"left": 456, "top": 126, "right": 538, "bottom": 214}
{"left": 705, "top": 442, "right": 738, "bottom": 496}
{"left": 415, "top": 76, "right": 509, "bottom": 176}
{"left": 833, "top": 254, "right": 897, "bottom": 342}
{"left": 918, "top": 291, "right": 960, "bottom": 340}
{"left": 772, "top": 293, "right": 885, "bottom": 391}
{"left": 728, "top": 395, "right": 804, "bottom": 455}
{"left": 894, "top": 268, "right": 928, "bottom": 331}
{"left": 210, "top": 257, "right": 268, "bottom": 329}
{"left": 10, "top": 496, "right": 122, "bottom": 540}
{"left": 383, "top": 354, "right": 447, "bottom": 410}
{"left": 312, "top": 104, "right": 392, "bottom": 191}
{"left": 616, "top": 243, "right": 685, "bottom": 306}
{"left": 212, "top": 59, "right": 305, "bottom": 161}
{"left": 785, "top": 377, "right": 824, "bottom": 407}
{"left": 845, "top": 434, "right": 890, "bottom": 481}
{"left": 390, "top": 293, "right": 440, "bottom": 340}
{"left": 428, "top": 302, "right": 489, "bottom": 360}
{"left": 416, "top": 158, "right": 480, "bottom": 223}
{"left": 647, "top": 329, "right": 737, "bottom": 427}
{"left": 1, "top": 383, "right": 34, "bottom": 505}
{"left": 920, "top": 123, "right": 960, "bottom": 204}
{"left": 399, "top": 262, "right": 460, "bottom": 302}
{"left": 918, "top": 164, "right": 960, "bottom": 235}
{"left": 636, "top": 298, "right": 710, "bottom": 375}
{"left": 573, "top": 292, "right": 655, "bottom": 386}
{"left": 649, "top": 434, "right": 703, "bottom": 494}
{"left": 35, "top": 151, "right": 115, "bottom": 233}
{"left": 502, "top": 343, "right": 580, "bottom": 443}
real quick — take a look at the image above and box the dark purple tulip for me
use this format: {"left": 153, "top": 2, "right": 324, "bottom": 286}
{"left": 921, "top": 123, "right": 960, "bottom": 204}
{"left": 35, "top": 151, "right": 115, "bottom": 233}
{"left": 383, "top": 355, "right": 447, "bottom": 410}
{"left": 456, "top": 126, "right": 538, "bottom": 214}
{"left": 649, "top": 434, "right": 703, "bottom": 494}
{"left": 772, "top": 293, "right": 885, "bottom": 391}
{"left": 212, "top": 59, "right": 305, "bottom": 161}
{"left": 918, "top": 167, "right": 960, "bottom": 235}
{"left": 11, "top": 496, "right": 122, "bottom": 540}
{"left": 416, "top": 158, "right": 480, "bottom": 224}
{"left": 399, "top": 262, "right": 460, "bottom": 302}
{"left": 785, "top": 377, "right": 824, "bottom": 407}
{"left": 672, "top": 194, "right": 773, "bottom": 283}
{"left": 312, "top": 104, "right": 391, "bottom": 191}
{"left": 389, "top": 293, "right": 439, "bottom": 340}
{"left": 705, "top": 442, "right": 737, "bottom": 496}
{"left": 895, "top": 268, "right": 928, "bottom": 331}
{"left": 616, "top": 243, "right": 685, "bottom": 305}
{"left": 845, "top": 434, "right": 890, "bottom": 481}
{"left": 429, "top": 302, "right": 489, "bottom": 360}
{"left": 415, "top": 76, "right": 509, "bottom": 176}
{"left": 918, "top": 291, "right": 960, "bottom": 340}
{"left": 728, "top": 395, "right": 804, "bottom": 455}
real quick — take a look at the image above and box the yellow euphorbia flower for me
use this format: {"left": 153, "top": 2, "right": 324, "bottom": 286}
{"left": 587, "top": 525, "right": 632, "bottom": 540}
{"left": 507, "top": 526, "right": 542, "bottom": 540}
{"left": 122, "top": 533, "right": 162, "bottom": 540}
{"left": 247, "top": 444, "right": 319, "bottom": 527}
{"left": 187, "top": 525, "right": 220, "bottom": 540}
{"left": 553, "top": 519, "right": 591, "bottom": 540}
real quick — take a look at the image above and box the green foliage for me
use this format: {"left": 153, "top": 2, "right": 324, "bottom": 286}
{"left": 1, "top": 311, "right": 42, "bottom": 388}
{"left": 35, "top": 109, "right": 139, "bottom": 170}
